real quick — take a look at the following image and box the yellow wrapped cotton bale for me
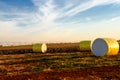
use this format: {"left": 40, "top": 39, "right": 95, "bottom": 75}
{"left": 92, "top": 38, "right": 119, "bottom": 56}
{"left": 79, "top": 41, "right": 91, "bottom": 51}
{"left": 32, "top": 43, "right": 47, "bottom": 53}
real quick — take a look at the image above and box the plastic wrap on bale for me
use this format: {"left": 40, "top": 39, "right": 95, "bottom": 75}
{"left": 79, "top": 41, "right": 91, "bottom": 52}
{"left": 92, "top": 38, "right": 119, "bottom": 56}
{"left": 32, "top": 43, "right": 47, "bottom": 53}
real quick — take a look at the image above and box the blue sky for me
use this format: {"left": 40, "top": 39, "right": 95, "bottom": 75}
{"left": 0, "top": 0, "right": 120, "bottom": 43}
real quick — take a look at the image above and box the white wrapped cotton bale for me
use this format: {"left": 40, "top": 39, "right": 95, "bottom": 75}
{"left": 92, "top": 38, "right": 119, "bottom": 56}
{"left": 33, "top": 43, "right": 47, "bottom": 53}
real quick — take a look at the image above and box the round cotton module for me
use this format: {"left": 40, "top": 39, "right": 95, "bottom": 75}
{"left": 41, "top": 43, "right": 47, "bottom": 53}
{"left": 33, "top": 43, "right": 47, "bottom": 53}
{"left": 92, "top": 38, "right": 119, "bottom": 56}
{"left": 79, "top": 41, "right": 91, "bottom": 51}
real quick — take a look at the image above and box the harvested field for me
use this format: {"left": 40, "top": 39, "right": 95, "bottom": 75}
{"left": 0, "top": 52, "right": 120, "bottom": 80}
{"left": 46, "top": 43, "right": 80, "bottom": 53}
{"left": 1, "top": 66, "right": 120, "bottom": 80}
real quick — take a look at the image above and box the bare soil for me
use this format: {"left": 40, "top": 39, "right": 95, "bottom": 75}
{"left": 0, "top": 66, "right": 120, "bottom": 80}
{"left": 0, "top": 52, "right": 120, "bottom": 80}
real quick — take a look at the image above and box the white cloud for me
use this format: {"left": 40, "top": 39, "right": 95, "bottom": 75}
{"left": 0, "top": 21, "right": 17, "bottom": 34}
{"left": 0, "top": 0, "right": 120, "bottom": 42}
{"left": 0, "top": 21, "right": 18, "bottom": 41}
{"left": 113, "top": 0, "right": 120, "bottom": 4}
{"left": 33, "top": 0, "right": 58, "bottom": 27}
{"left": 106, "top": 16, "right": 120, "bottom": 23}
{"left": 86, "top": 17, "right": 92, "bottom": 21}
{"left": 59, "top": 0, "right": 120, "bottom": 17}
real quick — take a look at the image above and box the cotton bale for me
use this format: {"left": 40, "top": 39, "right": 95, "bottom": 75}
{"left": 92, "top": 38, "right": 119, "bottom": 56}
{"left": 79, "top": 41, "right": 91, "bottom": 51}
{"left": 32, "top": 43, "right": 47, "bottom": 53}
{"left": 117, "top": 40, "right": 120, "bottom": 51}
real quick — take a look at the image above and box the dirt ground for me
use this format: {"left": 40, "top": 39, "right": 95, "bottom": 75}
{"left": 0, "top": 52, "right": 120, "bottom": 80}
{"left": 0, "top": 65, "right": 120, "bottom": 80}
